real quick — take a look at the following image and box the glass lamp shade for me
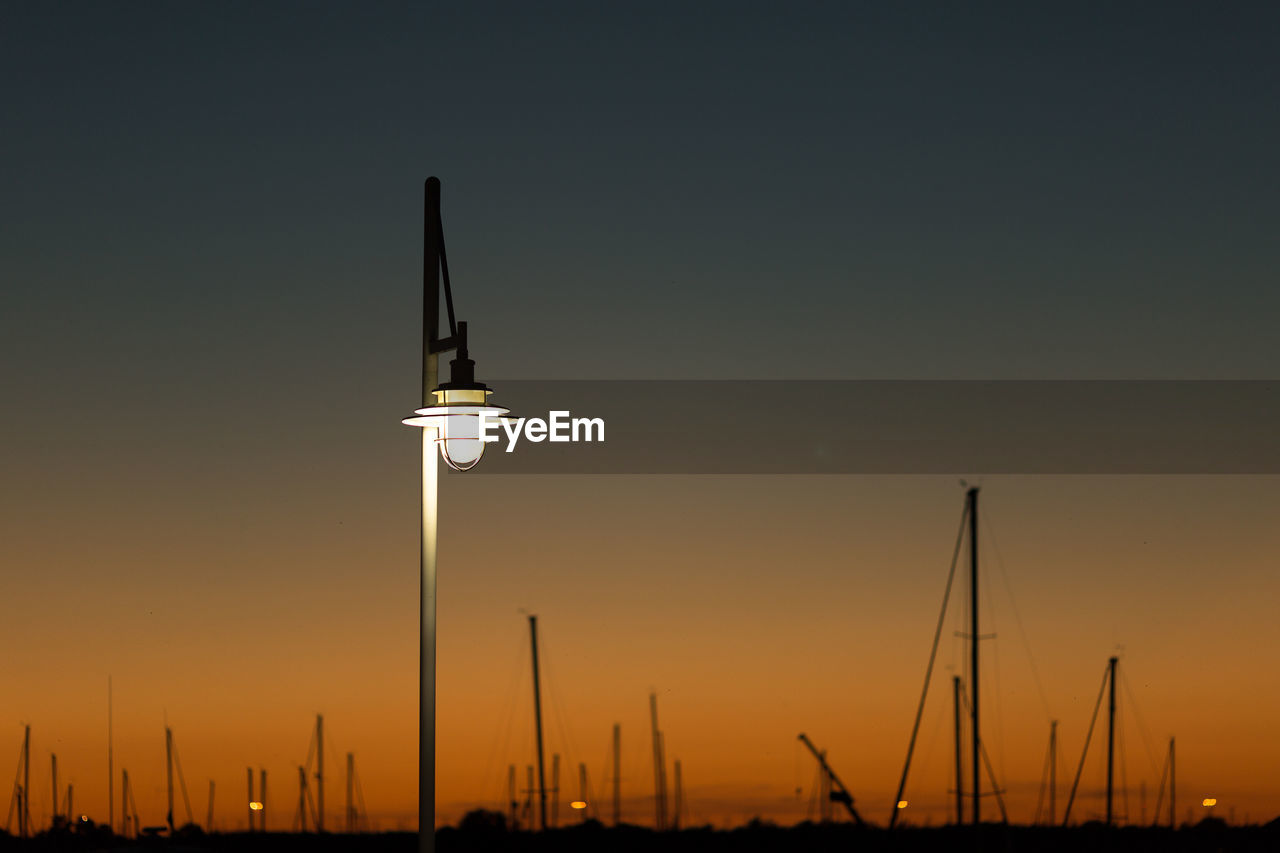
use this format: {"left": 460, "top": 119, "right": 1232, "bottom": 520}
{"left": 402, "top": 387, "right": 510, "bottom": 471}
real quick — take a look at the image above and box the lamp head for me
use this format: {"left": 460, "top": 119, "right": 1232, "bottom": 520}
{"left": 402, "top": 322, "right": 510, "bottom": 471}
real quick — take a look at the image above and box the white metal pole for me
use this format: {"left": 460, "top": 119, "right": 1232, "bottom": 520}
{"left": 420, "top": 420, "right": 438, "bottom": 853}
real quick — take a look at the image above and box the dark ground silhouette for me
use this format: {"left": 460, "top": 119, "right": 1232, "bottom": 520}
{"left": 3, "top": 816, "right": 1280, "bottom": 852}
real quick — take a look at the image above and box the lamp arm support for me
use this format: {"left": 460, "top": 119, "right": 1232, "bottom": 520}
{"left": 424, "top": 177, "right": 461, "bottom": 371}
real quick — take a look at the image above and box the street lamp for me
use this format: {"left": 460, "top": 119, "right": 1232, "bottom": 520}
{"left": 402, "top": 177, "right": 507, "bottom": 853}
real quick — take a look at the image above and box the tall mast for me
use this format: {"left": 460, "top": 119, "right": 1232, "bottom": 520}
{"left": 260, "top": 768, "right": 267, "bottom": 832}
{"left": 528, "top": 615, "right": 548, "bottom": 831}
{"left": 246, "top": 767, "right": 254, "bottom": 831}
{"left": 22, "top": 724, "right": 30, "bottom": 838}
{"left": 316, "top": 714, "right": 324, "bottom": 832}
{"left": 672, "top": 759, "right": 682, "bottom": 830}
{"left": 207, "top": 780, "right": 214, "bottom": 831}
{"left": 650, "top": 692, "right": 665, "bottom": 830}
{"left": 1049, "top": 720, "right": 1057, "bottom": 825}
{"left": 578, "top": 762, "right": 589, "bottom": 822}
{"left": 525, "top": 765, "right": 534, "bottom": 825}
{"left": 1106, "top": 656, "right": 1117, "bottom": 826}
{"left": 108, "top": 676, "right": 113, "bottom": 835}
{"left": 121, "top": 769, "right": 130, "bottom": 838}
{"left": 612, "top": 723, "right": 621, "bottom": 827}
{"left": 968, "top": 486, "right": 980, "bottom": 826}
{"left": 297, "top": 766, "right": 307, "bottom": 832}
{"left": 1169, "top": 737, "right": 1176, "bottom": 829}
{"left": 50, "top": 754, "right": 56, "bottom": 831}
{"left": 166, "top": 726, "right": 175, "bottom": 832}
{"left": 953, "top": 675, "right": 963, "bottom": 824}
{"left": 347, "top": 753, "right": 355, "bottom": 833}
{"left": 507, "top": 765, "right": 517, "bottom": 829}
{"left": 551, "top": 753, "right": 560, "bottom": 828}
{"left": 67, "top": 784, "right": 73, "bottom": 825}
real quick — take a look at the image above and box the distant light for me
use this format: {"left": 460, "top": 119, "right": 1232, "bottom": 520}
{"left": 80, "top": 815, "right": 89, "bottom": 822}
{"left": 249, "top": 802, "right": 264, "bottom": 810}
{"left": 570, "top": 801, "right": 587, "bottom": 810}
{"left": 1202, "top": 798, "right": 1217, "bottom": 807}
{"left": 897, "top": 800, "right": 909, "bottom": 809}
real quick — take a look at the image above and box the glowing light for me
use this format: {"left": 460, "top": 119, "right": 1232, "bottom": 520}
{"left": 570, "top": 801, "right": 587, "bottom": 810}
{"left": 249, "top": 801, "right": 263, "bottom": 810}
{"left": 897, "top": 800, "right": 909, "bottom": 809}
{"left": 1202, "top": 798, "right": 1217, "bottom": 807}
{"left": 402, "top": 400, "right": 511, "bottom": 472}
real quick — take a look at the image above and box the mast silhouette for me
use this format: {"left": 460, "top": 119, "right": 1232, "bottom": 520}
{"left": 797, "top": 733, "right": 864, "bottom": 825}
{"left": 1106, "top": 656, "right": 1117, "bottom": 826}
{"left": 551, "top": 753, "right": 560, "bottom": 828}
{"left": 507, "top": 765, "right": 517, "bottom": 829}
{"left": 650, "top": 692, "right": 666, "bottom": 830}
{"left": 108, "top": 677, "right": 113, "bottom": 835}
{"left": 316, "top": 714, "right": 324, "bottom": 832}
{"left": 968, "top": 486, "right": 980, "bottom": 825}
{"left": 166, "top": 727, "right": 175, "bottom": 832}
{"left": 888, "top": 492, "right": 970, "bottom": 828}
{"left": 612, "top": 723, "right": 621, "bottom": 827}
{"left": 528, "top": 615, "right": 548, "bottom": 831}
{"left": 953, "top": 675, "right": 963, "bottom": 824}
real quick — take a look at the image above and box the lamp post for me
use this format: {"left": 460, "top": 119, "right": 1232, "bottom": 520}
{"left": 402, "top": 178, "right": 508, "bottom": 853}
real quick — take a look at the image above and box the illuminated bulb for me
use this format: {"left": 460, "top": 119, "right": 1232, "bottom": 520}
{"left": 401, "top": 323, "right": 510, "bottom": 471}
{"left": 897, "top": 800, "right": 908, "bottom": 809}
{"left": 570, "top": 801, "right": 587, "bottom": 810}
{"left": 1202, "top": 798, "right": 1217, "bottom": 807}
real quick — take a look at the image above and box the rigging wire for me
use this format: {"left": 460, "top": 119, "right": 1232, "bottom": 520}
{"left": 539, "top": 625, "right": 587, "bottom": 800}
{"left": 1061, "top": 661, "right": 1111, "bottom": 825}
{"left": 888, "top": 500, "right": 969, "bottom": 828}
{"left": 1119, "top": 688, "right": 1129, "bottom": 824}
{"left": 1033, "top": 724, "right": 1052, "bottom": 825}
{"left": 958, "top": 679, "right": 1009, "bottom": 824}
{"left": 983, "top": 512, "right": 1054, "bottom": 721}
{"left": 983, "top": 553, "right": 1007, "bottom": 787}
{"left": 479, "top": 626, "right": 531, "bottom": 809}
{"left": 1119, "top": 669, "right": 1165, "bottom": 780}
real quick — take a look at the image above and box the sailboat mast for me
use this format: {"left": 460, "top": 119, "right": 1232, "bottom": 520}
{"left": 1106, "top": 656, "right": 1117, "bottom": 826}
{"left": 968, "top": 486, "right": 980, "bottom": 825}
{"left": 528, "top": 616, "right": 548, "bottom": 831}
{"left": 316, "top": 714, "right": 324, "bottom": 833}
{"left": 1049, "top": 720, "right": 1057, "bottom": 825}
{"left": 612, "top": 723, "right": 621, "bottom": 827}
{"left": 507, "top": 765, "right": 517, "bottom": 829}
{"left": 551, "top": 753, "right": 560, "bottom": 828}
{"left": 108, "top": 676, "right": 113, "bottom": 835}
{"left": 166, "top": 726, "right": 175, "bottom": 832}
{"left": 347, "top": 753, "right": 355, "bottom": 833}
{"left": 953, "top": 675, "right": 963, "bottom": 824}
{"left": 22, "top": 725, "right": 30, "bottom": 838}
{"left": 650, "top": 693, "right": 665, "bottom": 830}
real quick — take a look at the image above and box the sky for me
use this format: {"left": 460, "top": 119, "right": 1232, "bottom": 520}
{"left": 2, "top": 0, "right": 1279, "bottom": 832}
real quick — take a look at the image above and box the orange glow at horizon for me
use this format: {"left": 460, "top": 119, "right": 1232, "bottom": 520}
{"left": 2, "top": 474, "right": 1279, "bottom": 830}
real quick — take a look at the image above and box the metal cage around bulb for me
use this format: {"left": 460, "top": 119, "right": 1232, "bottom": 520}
{"left": 402, "top": 386, "right": 511, "bottom": 471}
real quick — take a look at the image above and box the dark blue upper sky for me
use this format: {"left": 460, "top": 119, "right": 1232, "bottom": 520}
{"left": 4, "top": 1, "right": 1278, "bottom": 437}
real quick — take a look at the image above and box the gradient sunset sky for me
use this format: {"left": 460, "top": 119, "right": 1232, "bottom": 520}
{"left": 3, "top": 2, "right": 1279, "bottom": 831}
